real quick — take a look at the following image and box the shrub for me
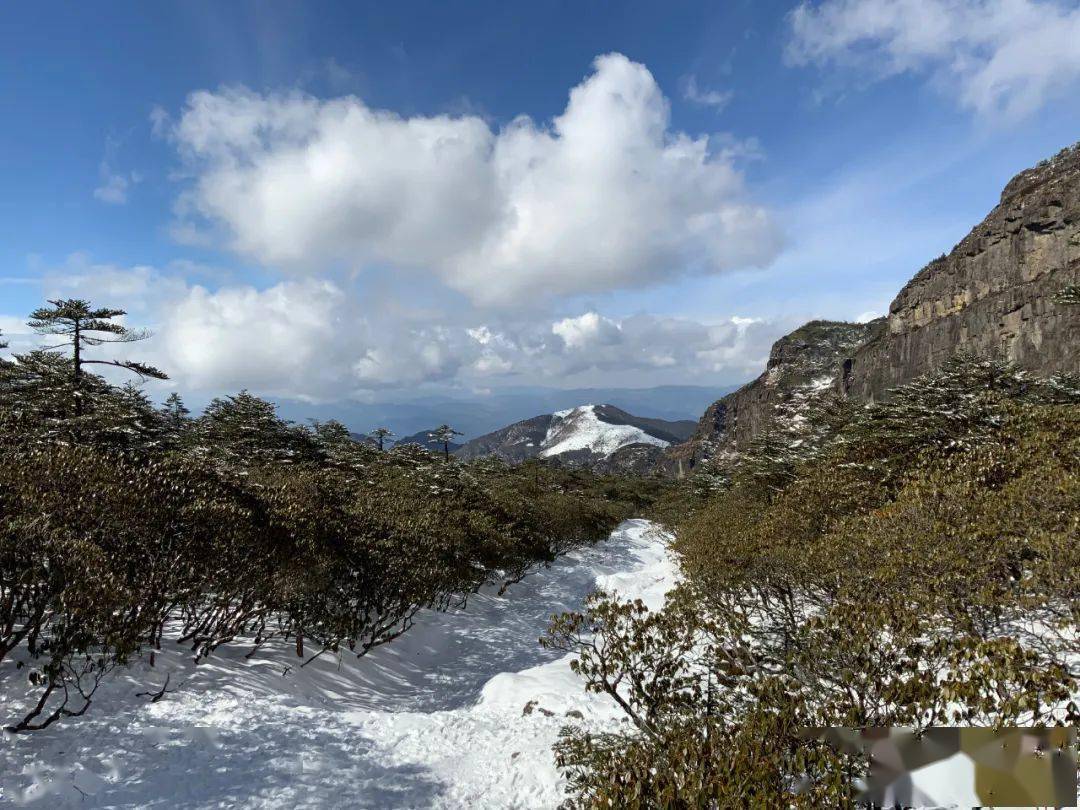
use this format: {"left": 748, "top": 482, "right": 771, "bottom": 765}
{"left": 549, "top": 357, "right": 1080, "bottom": 806}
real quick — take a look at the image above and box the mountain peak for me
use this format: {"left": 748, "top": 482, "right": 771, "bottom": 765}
{"left": 539, "top": 404, "right": 671, "bottom": 459}
{"left": 455, "top": 403, "right": 696, "bottom": 468}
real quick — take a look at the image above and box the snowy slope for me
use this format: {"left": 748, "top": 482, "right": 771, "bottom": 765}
{"left": 455, "top": 404, "right": 693, "bottom": 467}
{"left": 0, "top": 520, "right": 677, "bottom": 809}
{"left": 539, "top": 405, "right": 670, "bottom": 458}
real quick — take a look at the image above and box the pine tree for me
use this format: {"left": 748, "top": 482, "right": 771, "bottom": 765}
{"left": 429, "top": 424, "right": 462, "bottom": 461}
{"left": 28, "top": 299, "right": 166, "bottom": 416}
{"left": 158, "top": 391, "right": 192, "bottom": 447}
{"left": 0, "top": 350, "right": 168, "bottom": 451}
{"left": 370, "top": 427, "right": 393, "bottom": 451}
{"left": 161, "top": 392, "right": 190, "bottom": 429}
{"left": 308, "top": 419, "right": 379, "bottom": 467}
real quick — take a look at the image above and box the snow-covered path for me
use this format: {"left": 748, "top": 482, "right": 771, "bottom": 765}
{"left": 0, "top": 519, "right": 677, "bottom": 809}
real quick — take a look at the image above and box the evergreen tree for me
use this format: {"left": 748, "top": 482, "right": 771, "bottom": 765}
{"left": 429, "top": 424, "right": 462, "bottom": 461}
{"left": 156, "top": 391, "right": 192, "bottom": 448}
{"left": 370, "top": 427, "right": 393, "bottom": 451}
{"left": 309, "top": 419, "right": 352, "bottom": 445}
{"left": 0, "top": 353, "right": 170, "bottom": 453}
{"left": 28, "top": 299, "right": 166, "bottom": 415}
{"left": 196, "top": 390, "right": 317, "bottom": 465}
{"left": 161, "top": 392, "right": 190, "bottom": 429}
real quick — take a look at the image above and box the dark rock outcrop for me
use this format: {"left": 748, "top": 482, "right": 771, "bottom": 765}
{"left": 667, "top": 142, "right": 1080, "bottom": 474}
{"left": 591, "top": 442, "right": 668, "bottom": 476}
{"left": 454, "top": 414, "right": 553, "bottom": 463}
{"left": 665, "top": 320, "right": 882, "bottom": 472}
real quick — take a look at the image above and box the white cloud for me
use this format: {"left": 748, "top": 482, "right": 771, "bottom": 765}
{"left": 3, "top": 259, "right": 792, "bottom": 398}
{"left": 94, "top": 168, "right": 141, "bottom": 205}
{"left": 551, "top": 312, "right": 623, "bottom": 350}
{"left": 45, "top": 255, "right": 187, "bottom": 310}
{"left": 93, "top": 174, "right": 129, "bottom": 204}
{"left": 158, "top": 280, "right": 351, "bottom": 396}
{"left": 165, "top": 53, "right": 780, "bottom": 307}
{"left": 682, "top": 75, "right": 734, "bottom": 111}
{"left": 544, "top": 311, "right": 782, "bottom": 380}
{"left": 0, "top": 316, "right": 35, "bottom": 356}
{"left": 152, "top": 287, "right": 783, "bottom": 395}
{"left": 93, "top": 134, "right": 142, "bottom": 205}
{"left": 786, "top": 0, "right": 1080, "bottom": 119}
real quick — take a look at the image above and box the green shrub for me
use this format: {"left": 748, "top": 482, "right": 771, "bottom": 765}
{"left": 549, "top": 357, "right": 1080, "bottom": 806}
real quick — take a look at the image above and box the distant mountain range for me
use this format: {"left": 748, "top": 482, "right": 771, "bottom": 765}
{"left": 349, "top": 429, "right": 463, "bottom": 453}
{"left": 274, "top": 385, "right": 735, "bottom": 442}
{"left": 455, "top": 404, "right": 695, "bottom": 472}
{"left": 396, "top": 429, "right": 463, "bottom": 453}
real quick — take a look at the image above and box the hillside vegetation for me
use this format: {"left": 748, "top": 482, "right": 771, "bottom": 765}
{"left": 0, "top": 304, "right": 662, "bottom": 733}
{"left": 546, "top": 355, "right": 1080, "bottom": 806}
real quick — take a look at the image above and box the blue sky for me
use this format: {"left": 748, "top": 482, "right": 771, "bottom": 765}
{"left": 2, "top": 0, "right": 1079, "bottom": 405}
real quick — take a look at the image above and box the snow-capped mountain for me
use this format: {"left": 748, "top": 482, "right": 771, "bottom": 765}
{"left": 540, "top": 405, "right": 672, "bottom": 458}
{"left": 455, "top": 404, "right": 695, "bottom": 469}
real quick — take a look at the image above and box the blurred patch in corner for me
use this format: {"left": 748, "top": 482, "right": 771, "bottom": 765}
{"left": 799, "top": 726, "right": 1077, "bottom": 808}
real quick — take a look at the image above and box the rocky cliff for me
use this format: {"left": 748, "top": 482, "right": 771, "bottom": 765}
{"left": 842, "top": 142, "right": 1080, "bottom": 399}
{"left": 666, "top": 320, "right": 882, "bottom": 471}
{"left": 668, "top": 141, "right": 1080, "bottom": 473}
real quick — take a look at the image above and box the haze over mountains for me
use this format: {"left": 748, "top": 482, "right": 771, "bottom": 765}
{"left": 273, "top": 385, "right": 731, "bottom": 443}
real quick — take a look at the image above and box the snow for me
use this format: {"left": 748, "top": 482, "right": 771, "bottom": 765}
{"left": 0, "top": 519, "right": 678, "bottom": 809}
{"left": 539, "top": 405, "right": 669, "bottom": 459}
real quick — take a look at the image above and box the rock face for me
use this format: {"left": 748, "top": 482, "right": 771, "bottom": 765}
{"left": 843, "top": 142, "right": 1080, "bottom": 400}
{"left": 667, "top": 142, "right": 1080, "bottom": 473}
{"left": 591, "top": 442, "right": 668, "bottom": 476}
{"left": 456, "top": 404, "right": 695, "bottom": 468}
{"left": 666, "top": 320, "right": 882, "bottom": 471}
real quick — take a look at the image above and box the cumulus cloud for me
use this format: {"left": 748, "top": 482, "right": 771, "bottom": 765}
{"left": 158, "top": 280, "right": 353, "bottom": 396}
{"left": 786, "top": 0, "right": 1080, "bottom": 119}
{"left": 532, "top": 311, "right": 779, "bottom": 381}
{"left": 45, "top": 255, "right": 187, "bottom": 309}
{"left": 153, "top": 292, "right": 779, "bottom": 395}
{"left": 165, "top": 53, "right": 780, "bottom": 306}
{"left": 551, "top": 312, "right": 623, "bottom": 351}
